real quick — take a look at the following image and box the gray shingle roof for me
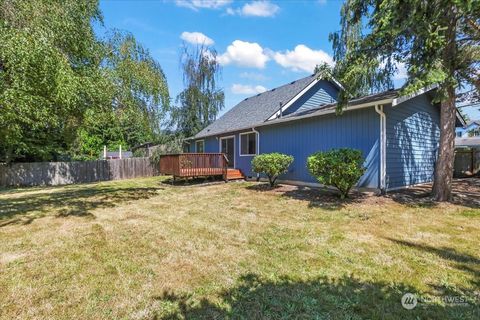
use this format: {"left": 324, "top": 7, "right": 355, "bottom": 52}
{"left": 195, "top": 74, "right": 317, "bottom": 138}
{"left": 455, "top": 137, "right": 480, "bottom": 147}
{"left": 463, "top": 120, "right": 480, "bottom": 128}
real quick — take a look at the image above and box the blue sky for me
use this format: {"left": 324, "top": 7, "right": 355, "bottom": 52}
{"left": 98, "top": 0, "right": 349, "bottom": 115}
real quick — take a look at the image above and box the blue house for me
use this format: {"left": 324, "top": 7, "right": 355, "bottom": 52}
{"left": 186, "top": 74, "right": 465, "bottom": 192}
{"left": 456, "top": 121, "right": 480, "bottom": 138}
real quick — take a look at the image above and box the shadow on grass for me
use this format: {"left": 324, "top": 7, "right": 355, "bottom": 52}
{"left": 0, "top": 185, "right": 163, "bottom": 227}
{"left": 385, "top": 237, "right": 480, "bottom": 290}
{"left": 246, "top": 183, "right": 367, "bottom": 210}
{"left": 159, "top": 176, "right": 226, "bottom": 187}
{"left": 153, "top": 273, "right": 479, "bottom": 320}
{"left": 387, "top": 178, "right": 480, "bottom": 209}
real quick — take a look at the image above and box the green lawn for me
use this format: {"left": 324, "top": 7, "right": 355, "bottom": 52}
{"left": 0, "top": 177, "right": 479, "bottom": 319}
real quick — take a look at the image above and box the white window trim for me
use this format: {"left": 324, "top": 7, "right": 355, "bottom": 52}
{"left": 219, "top": 135, "right": 235, "bottom": 168}
{"left": 239, "top": 131, "right": 258, "bottom": 156}
{"left": 195, "top": 139, "right": 205, "bottom": 153}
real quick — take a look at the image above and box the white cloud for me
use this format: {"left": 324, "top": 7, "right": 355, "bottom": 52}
{"left": 226, "top": 1, "right": 280, "bottom": 17}
{"left": 180, "top": 31, "right": 214, "bottom": 45}
{"left": 241, "top": 1, "right": 279, "bottom": 17}
{"left": 273, "top": 45, "right": 334, "bottom": 73}
{"left": 175, "top": 0, "right": 232, "bottom": 11}
{"left": 379, "top": 59, "right": 408, "bottom": 80}
{"left": 393, "top": 61, "right": 408, "bottom": 80}
{"left": 239, "top": 72, "right": 269, "bottom": 81}
{"left": 231, "top": 84, "right": 267, "bottom": 95}
{"left": 218, "top": 40, "right": 270, "bottom": 68}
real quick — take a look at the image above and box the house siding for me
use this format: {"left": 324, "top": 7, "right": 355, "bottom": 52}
{"left": 283, "top": 80, "right": 338, "bottom": 116}
{"left": 456, "top": 122, "right": 480, "bottom": 138}
{"left": 385, "top": 95, "right": 440, "bottom": 189}
{"left": 259, "top": 107, "right": 380, "bottom": 188}
{"left": 190, "top": 131, "right": 257, "bottom": 176}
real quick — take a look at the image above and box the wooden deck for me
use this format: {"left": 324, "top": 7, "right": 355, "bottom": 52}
{"left": 159, "top": 153, "right": 244, "bottom": 181}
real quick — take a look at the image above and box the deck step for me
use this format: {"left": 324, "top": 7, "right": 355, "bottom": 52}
{"left": 226, "top": 169, "right": 245, "bottom": 180}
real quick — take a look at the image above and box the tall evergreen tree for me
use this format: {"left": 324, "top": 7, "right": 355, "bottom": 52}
{"left": 173, "top": 45, "right": 224, "bottom": 137}
{"left": 330, "top": 0, "right": 479, "bottom": 201}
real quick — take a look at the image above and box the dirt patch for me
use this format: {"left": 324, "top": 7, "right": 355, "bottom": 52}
{"left": 246, "top": 178, "right": 480, "bottom": 210}
{"left": 0, "top": 252, "right": 27, "bottom": 265}
{"left": 388, "top": 178, "right": 480, "bottom": 208}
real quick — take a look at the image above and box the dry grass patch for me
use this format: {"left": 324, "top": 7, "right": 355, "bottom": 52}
{"left": 0, "top": 177, "right": 479, "bottom": 319}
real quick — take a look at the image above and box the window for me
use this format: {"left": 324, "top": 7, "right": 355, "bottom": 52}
{"left": 240, "top": 132, "right": 257, "bottom": 156}
{"left": 195, "top": 140, "right": 204, "bottom": 153}
{"left": 456, "top": 131, "right": 462, "bottom": 137}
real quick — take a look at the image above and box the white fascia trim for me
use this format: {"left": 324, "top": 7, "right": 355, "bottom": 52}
{"left": 196, "top": 98, "right": 395, "bottom": 140}
{"left": 392, "top": 84, "right": 438, "bottom": 106}
{"left": 219, "top": 135, "right": 235, "bottom": 167}
{"left": 267, "top": 77, "right": 320, "bottom": 120}
{"left": 195, "top": 139, "right": 205, "bottom": 152}
{"left": 262, "top": 99, "right": 394, "bottom": 127}
{"left": 239, "top": 131, "right": 258, "bottom": 157}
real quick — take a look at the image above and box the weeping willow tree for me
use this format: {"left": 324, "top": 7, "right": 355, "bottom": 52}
{"left": 172, "top": 45, "right": 224, "bottom": 137}
{"left": 328, "top": 0, "right": 480, "bottom": 201}
{"left": 66, "top": 31, "right": 170, "bottom": 160}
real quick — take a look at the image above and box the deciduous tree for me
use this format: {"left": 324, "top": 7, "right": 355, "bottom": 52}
{"left": 172, "top": 45, "right": 224, "bottom": 137}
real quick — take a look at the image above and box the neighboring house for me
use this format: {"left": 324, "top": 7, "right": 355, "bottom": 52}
{"left": 185, "top": 74, "right": 465, "bottom": 192}
{"left": 455, "top": 121, "right": 480, "bottom": 138}
{"left": 456, "top": 90, "right": 480, "bottom": 121}
{"left": 132, "top": 142, "right": 159, "bottom": 157}
{"left": 101, "top": 151, "right": 133, "bottom": 160}
{"left": 455, "top": 137, "right": 480, "bottom": 149}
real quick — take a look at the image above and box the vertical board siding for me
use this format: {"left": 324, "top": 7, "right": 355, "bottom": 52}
{"left": 283, "top": 80, "right": 338, "bottom": 116}
{"left": 0, "top": 158, "right": 158, "bottom": 187}
{"left": 259, "top": 108, "right": 380, "bottom": 188}
{"left": 385, "top": 95, "right": 440, "bottom": 189}
{"left": 197, "top": 132, "right": 257, "bottom": 177}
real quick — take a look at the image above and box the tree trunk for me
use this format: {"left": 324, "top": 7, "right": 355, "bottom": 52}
{"left": 432, "top": 88, "right": 457, "bottom": 201}
{"left": 433, "top": 6, "right": 457, "bottom": 202}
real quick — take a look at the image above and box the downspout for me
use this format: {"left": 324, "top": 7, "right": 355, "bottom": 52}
{"left": 374, "top": 104, "right": 387, "bottom": 194}
{"left": 252, "top": 127, "right": 260, "bottom": 180}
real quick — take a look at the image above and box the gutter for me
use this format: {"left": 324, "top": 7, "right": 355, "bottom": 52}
{"left": 374, "top": 104, "right": 387, "bottom": 193}
{"left": 195, "top": 99, "right": 394, "bottom": 140}
{"left": 252, "top": 127, "right": 260, "bottom": 179}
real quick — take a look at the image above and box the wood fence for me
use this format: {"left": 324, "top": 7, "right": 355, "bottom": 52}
{"left": 454, "top": 149, "right": 480, "bottom": 177}
{"left": 0, "top": 157, "right": 158, "bottom": 187}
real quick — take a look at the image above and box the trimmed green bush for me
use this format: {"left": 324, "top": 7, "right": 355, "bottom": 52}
{"left": 252, "top": 153, "right": 294, "bottom": 187}
{"left": 307, "top": 148, "right": 366, "bottom": 199}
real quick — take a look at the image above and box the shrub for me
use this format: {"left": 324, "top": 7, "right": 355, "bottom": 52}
{"left": 149, "top": 135, "right": 184, "bottom": 166}
{"left": 307, "top": 148, "right": 366, "bottom": 199}
{"left": 251, "top": 153, "right": 294, "bottom": 187}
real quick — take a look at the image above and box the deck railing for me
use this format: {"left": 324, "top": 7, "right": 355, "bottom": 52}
{"left": 159, "top": 153, "right": 228, "bottom": 179}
